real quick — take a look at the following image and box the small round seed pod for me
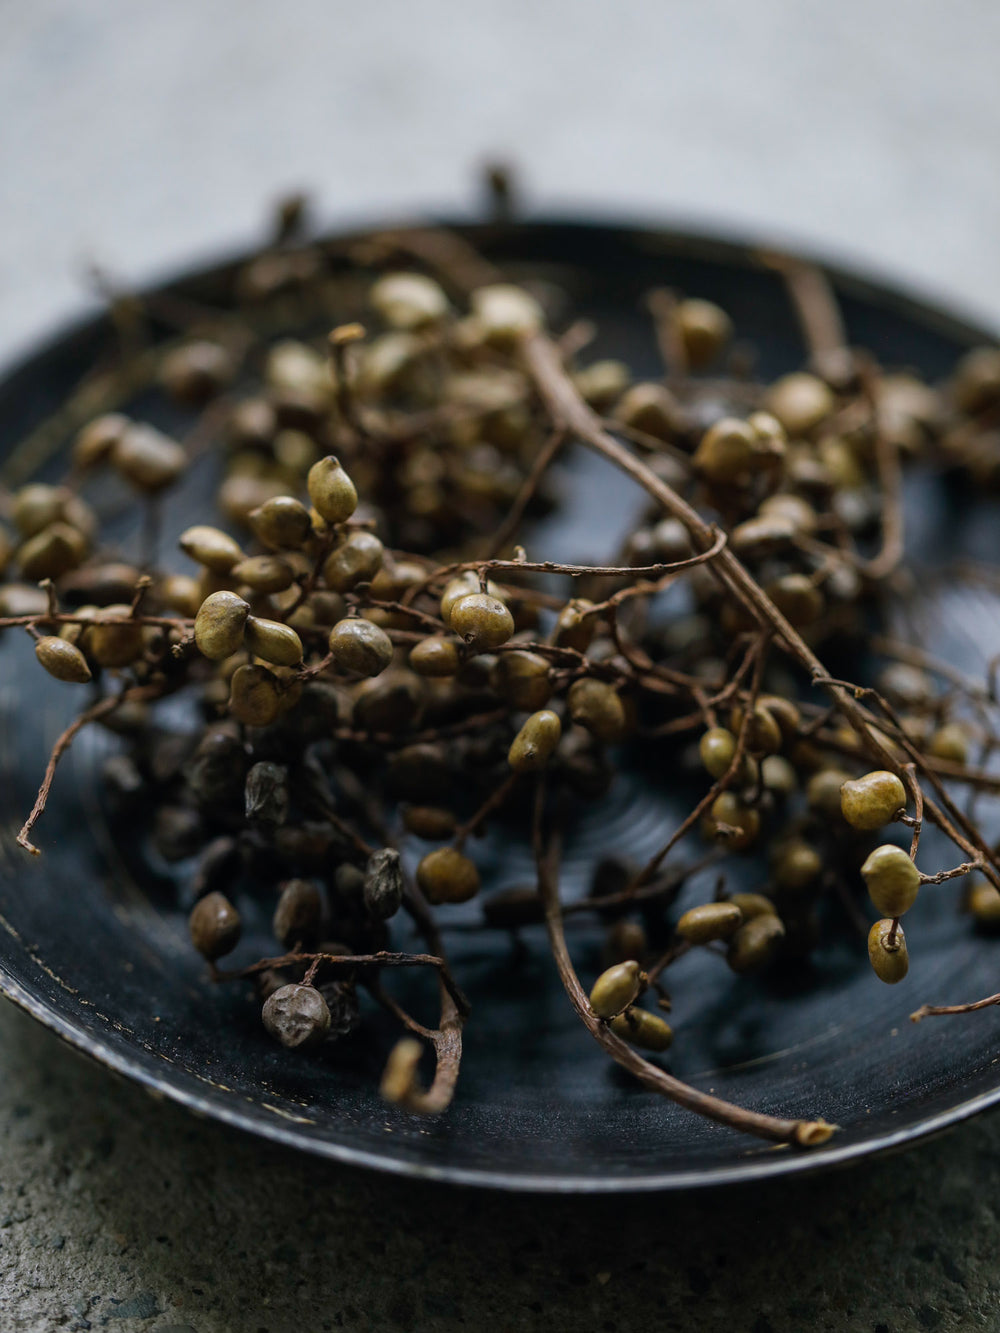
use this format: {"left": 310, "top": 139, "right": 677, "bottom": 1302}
{"left": 86, "top": 604, "right": 145, "bottom": 668}
{"left": 470, "top": 283, "right": 543, "bottom": 346}
{"left": 861, "top": 844, "right": 920, "bottom": 917}
{"left": 439, "top": 572, "right": 482, "bottom": 622}
{"left": 188, "top": 891, "right": 242, "bottom": 961}
{"left": 727, "top": 914, "right": 786, "bottom": 974}
{"left": 409, "top": 636, "right": 460, "bottom": 677}
{"left": 262, "top": 983, "right": 331, "bottom": 1049}
{"left": 840, "top": 770, "right": 907, "bottom": 831}
{"left": 370, "top": 272, "right": 449, "bottom": 329}
{"left": 18, "top": 522, "right": 87, "bottom": 580}
{"left": 609, "top": 1006, "right": 674, "bottom": 1052}
{"left": 728, "top": 892, "right": 778, "bottom": 920}
{"left": 806, "top": 768, "right": 853, "bottom": 819}
{"left": 765, "top": 372, "right": 835, "bottom": 436}
{"left": 244, "top": 616, "right": 303, "bottom": 666}
{"left": 194, "top": 591, "right": 250, "bottom": 661}
{"left": 761, "top": 754, "right": 798, "bottom": 796}
{"left": 589, "top": 960, "right": 643, "bottom": 1019}
{"left": 364, "top": 847, "right": 404, "bottom": 920}
{"left": 928, "top": 723, "right": 969, "bottom": 765}
{"left": 272, "top": 879, "right": 322, "bottom": 947}
{"left": 568, "top": 678, "right": 627, "bottom": 744}
{"left": 693, "top": 417, "right": 756, "bottom": 484}
{"left": 699, "top": 727, "right": 737, "bottom": 778}
{"left": 709, "top": 792, "right": 760, "bottom": 851}
{"left": 493, "top": 650, "right": 552, "bottom": 710}
{"left": 73, "top": 413, "right": 130, "bottom": 470}
{"left": 12, "top": 484, "right": 68, "bottom": 538}
{"left": 249, "top": 495, "right": 313, "bottom": 550}
{"left": 868, "top": 919, "right": 909, "bottom": 984}
{"left": 553, "top": 598, "right": 597, "bottom": 652}
{"left": 966, "top": 880, "right": 1000, "bottom": 931}
{"left": 328, "top": 618, "right": 394, "bottom": 676}
{"left": 614, "top": 382, "right": 678, "bottom": 441}
{"left": 231, "top": 555, "right": 295, "bottom": 594}
{"left": 322, "top": 530, "right": 384, "bottom": 593}
{"left": 676, "top": 901, "right": 743, "bottom": 944}
{"left": 307, "top": 456, "right": 357, "bottom": 524}
{"left": 448, "top": 592, "right": 514, "bottom": 650}
{"left": 159, "top": 340, "right": 233, "bottom": 404}
{"left": 731, "top": 703, "right": 783, "bottom": 756}
{"left": 402, "top": 805, "right": 457, "bottom": 840}
{"left": 229, "top": 663, "right": 282, "bottom": 727}
{"left": 508, "top": 709, "right": 562, "bottom": 773}
{"left": 771, "top": 838, "right": 822, "bottom": 893}
{"left": 113, "top": 423, "right": 186, "bottom": 492}
{"left": 676, "top": 298, "right": 732, "bottom": 368}
{"left": 417, "top": 847, "right": 480, "bottom": 904}
{"left": 178, "top": 524, "right": 244, "bottom": 573}
{"left": 34, "top": 636, "right": 92, "bottom": 683}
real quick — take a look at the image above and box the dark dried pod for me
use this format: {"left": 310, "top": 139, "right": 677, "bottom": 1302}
{"left": 245, "top": 761, "right": 290, "bottom": 827}
{"left": 191, "top": 836, "right": 243, "bottom": 900}
{"left": 262, "top": 983, "right": 331, "bottom": 1049}
{"left": 153, "top": 805, "right": 206, "bottom": 862}
{"left": 363, "top": 848, "right": 404, "bottom": 920}
{"left": 273, "top": 878, "right": 323, "bottom": 946}
{"left": 318, "top": 980, "right": 362, "bottom": 1038}
{"left": 188, "top": 891, "right": 242, "bottom": 961}
{"left": 481, "top": 886, "right": 545, "bottom": 929}
{"left": 186, "top": 728, "right": 248, "bottom": 811}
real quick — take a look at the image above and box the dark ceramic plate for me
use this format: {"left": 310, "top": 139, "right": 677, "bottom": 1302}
{"left": 2, "top": 218, "right": 1000, "bottom": 1192}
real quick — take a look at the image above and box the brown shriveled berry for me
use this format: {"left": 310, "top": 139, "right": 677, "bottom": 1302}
{"left": 727, "top": 914, "right": 786, "bottom": 974}
{"left": 507, "top": 709, "right": 561, "bottom": 773}
{"left": 194, "top": 591, "right": 250, "bottom": 661}
{"left": 322, "top": 531, "right": 384, "bottom": 592}
{"left": 840, "top": 770, "right": 907, "bottom": 831}
{"left": 12, "top": 484, "right": 67, "bottom": 537}
{"left": 589, "top": 960, "right": 643, "bottom": 1018}
{"left": 273, "top": 879, "right": 322, "bottom": 946}
{"left": 249, "top": 495, "right": 313, "bottom": 549}
{"left": 188, "top": 891, "right": 242, "bottom": 960}
{"left": 868, "top": 920, "right": 909, "bottom": 984}
{"left": 328, "top": 618, "right": 394, "bottom": 676}
{"left": 676, "top": 901, "right": 743, "bottom": 944}
{"left": 402, "top": 806, "right": 457, "bottom": 840}
{"left": 417, "top": 847, "right": 480, "bottom": 904}
{"left": 609, "top": 1006, "right": 674, "bottom": 1052}
{"left": 86, "top": 604, "right": 145, "bottom": 668}
{"left": 229, "top": 663, "right": 282, "bottom": 727}
{"left": 363, "top": 847, "right": 404, "bottom": 920}
{"left": 861, "top": 844, "right": 920, "bottom": 917}
{"left": 409, "top": 637, "right": 460, "bottom": 677}
{"left": 493, "top": 650, "right": 552, "bottom": 710}
{"left": 307, "top": 456, "right": 357, "bottom": 524}
{"left": 34, "top": 636, "right": 92, "bottom": 684}
{"left": 676, "top": 298, "right": 731, "bottom": 368}
{"left": 245, "top": 616, "right": 303, "bottom": 666}
{"left": 262, "top": 983, "right": 331, "bottom": 1049}
{"left": 567, "top": 678, "right": 626, "bottom": 743}
{"left": 179, "top": 525, "right": 243, "bottom": 573}
{"left": 448, "top": 592, "right": 514, "bottom": 650}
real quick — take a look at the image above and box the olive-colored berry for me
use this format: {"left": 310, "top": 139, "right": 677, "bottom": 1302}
{"left": 448, "top": 592, "right": 514, "bottom": 650}
{"left": 771, "top": 838, "right": 822, "bottom": 893}
{"left": 553, "top": 598, "right": 597, "bottom": 652}
{"left": 676, "top": 298, "right": 732, "bottom": 368}
{"left": 766, "top": 373, "right": 835, "bottom": 436}
{"left": 189, "top": 891, "right": 242, "bottom": 960}
{"left": 273, "top": 879, "right": 322, "bottom": 946}
{"left": 249, "top": 495, "right": 313, "bottom": 549}
{"left": 19, "top": 523, "right": 87, "bottom": 580}
{"left": 409, "top": 637, "right": 461, "bottom": 677}
{"left": 493, "top": 650, "right": 552, "bottom": 710}
{"left": 589, "top": 960, "right": 643, "bottom": 1018}
{"left": 709, "top": 792, "right": 760, "bottom": 850}
{"left": 568, "top": 678, "right": 627, "bottom": 743}
{"left": 417, "top": 847, "right": 480, "bottom": 904}
{"left": 609, "top": 1006, "right": 674, "bottom": 1052}
{"left": 307, "top": 456, "right": 357, "bottom": 524}
{"left": 966, "top": 880, "right": 1000, "bottom": 931}
{"left": 806, "top": 768, "right": 853, "bottom": 818}
{"left": 402, "top": 806, "right": 457, "bottom": 840}
{"left": 840, "top": 770, "right": 907, "bottom": 831}
{"left": 229, "top": 663, "right": 282, "bottom": 727}
{"left": 868, "top": 919, "right": 909, "bottom": 984}
{"left": 195, "top": 591, "right": 250, "bottom": 661}
{"left": 693, "top": 417, "right": 757, "bottom": 484}
{"left": 86, "top": 604, "right": 145, "bottom": 668}
{"left": 861, "top": 844, "right": 920, "bottom": 917}
{"left": 34, "top": 636, "right": 92, "bottom": 683}
{"left": 113, "top": 424, "right": 186, "bottom": 492}
{"left": 727, "top": 892, "right": 778, "bottom": 920}
{"left": 328, "top": 618, "right": 394, "bottom": 676}
{"left": 699, "top": 727, "right": 737, "bottom": 778}
{"left": 231, "top": 555, "right": 295, "bottom": 594}
{"left": 73, "top": 414, "right": 130, "bottom": 470}
{"left": 508, "top": 709, "right": 562, "bottom": 773}
{"left": 727, "top": 914, "right": 786, "bottom": 974}
{"left": 245, "top": 616, "right": 303, "bottom": 666}
{"left": 322, "top": 531, "right": 384, "bottom": 593}
{"left": 179, "top": 525, "right": 243, "bottom": 573}
{"left": 676, "top": 901, "right": 743, "bottom": 944}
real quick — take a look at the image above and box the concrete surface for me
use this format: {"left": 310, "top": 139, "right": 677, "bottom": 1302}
{"left": 5, "top": 2, "right": 1000, "bottom": 1329}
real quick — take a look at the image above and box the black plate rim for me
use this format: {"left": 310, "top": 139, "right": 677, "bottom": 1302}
{"left": 3, "top": 214, "right": 1000, "bottom": 1193}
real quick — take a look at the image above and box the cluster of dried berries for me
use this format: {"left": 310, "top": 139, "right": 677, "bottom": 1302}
{"left": 6, "top": 203, "right": 1000, "bottom": 1148}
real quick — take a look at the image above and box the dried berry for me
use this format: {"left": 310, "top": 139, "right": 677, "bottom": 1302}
{"left": 188, "top": 891, "right": 241, "bottom": 960}
{"left": 262, "top": 983, "right": 331, "bottom": 1048}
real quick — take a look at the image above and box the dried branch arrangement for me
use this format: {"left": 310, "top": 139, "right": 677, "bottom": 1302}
{"left": 5, "top": 199, "right": 1000, "bottom": 1147}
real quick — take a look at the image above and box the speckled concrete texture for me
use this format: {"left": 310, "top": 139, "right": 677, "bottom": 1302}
{"left": 1, "top": 998, "right": 999, "bottom": 1333}
{"left": 5, "top": 3, "right": 1000, "bottom": 1329}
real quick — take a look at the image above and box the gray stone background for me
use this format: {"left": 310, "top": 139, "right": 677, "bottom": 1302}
{"left": 3, "top": 1, "right": 1000, "bottom": 1329}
